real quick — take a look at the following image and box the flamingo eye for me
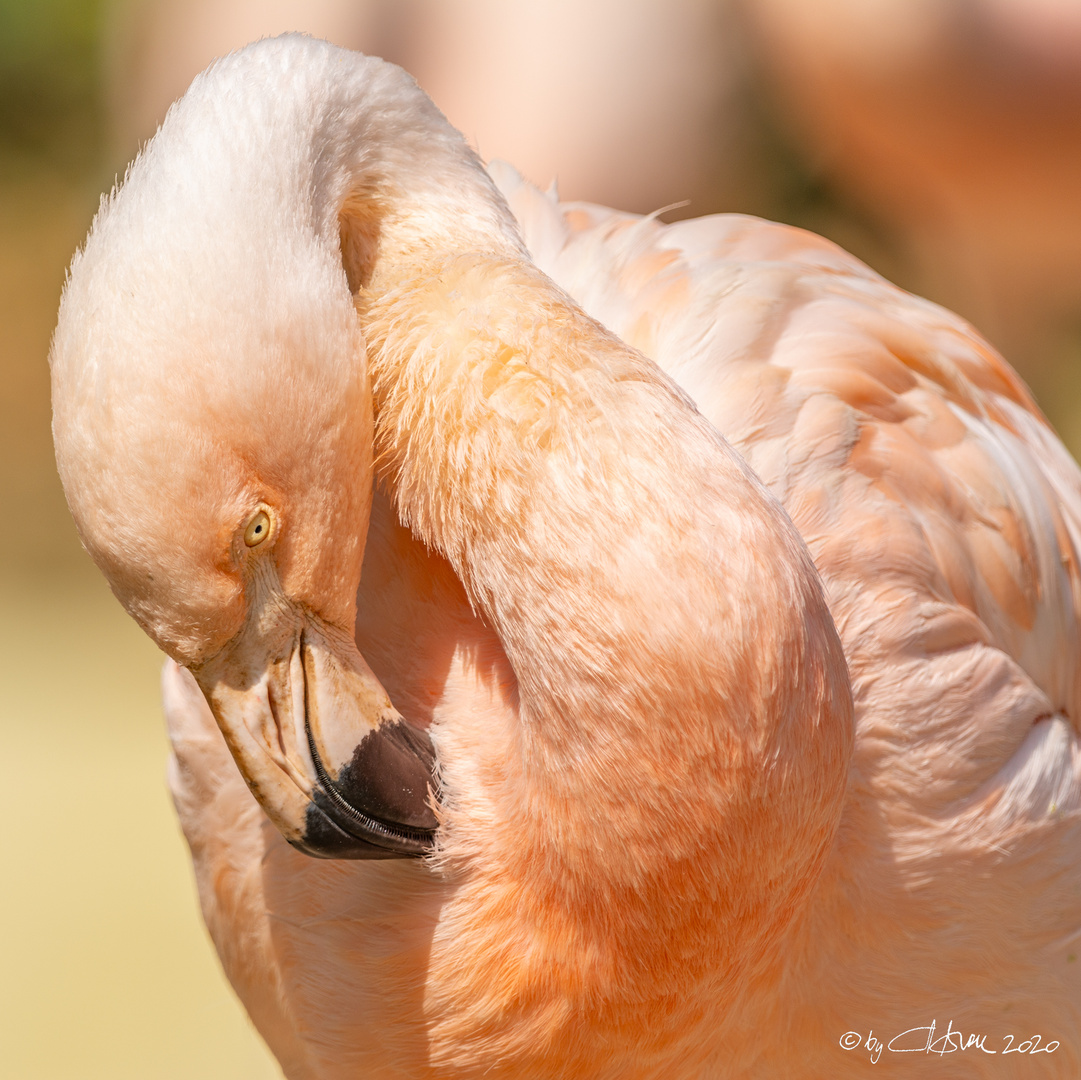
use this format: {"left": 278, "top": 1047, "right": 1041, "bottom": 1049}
{"left": 244, "top": 509, "right": 273, "bottom": 547}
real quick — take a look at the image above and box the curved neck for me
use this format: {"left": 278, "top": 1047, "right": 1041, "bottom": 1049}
{"left": 178, "top": 34, "right": 854, "bottom": 1051}
{"left": 132, "top": 35, "right": 854, "bottom": 1061}
{"left": 131, "top": 37, "right": 526, "bottom": 324}
{"left": 358, "top": 249, "right": 854, "bottom": 1047}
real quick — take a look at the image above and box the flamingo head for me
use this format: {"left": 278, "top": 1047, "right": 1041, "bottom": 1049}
{"left": 49, "top": 63, "right": 439, "bottom": 859}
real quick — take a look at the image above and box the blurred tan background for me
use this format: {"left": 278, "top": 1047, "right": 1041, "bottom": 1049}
{"left": 4, "top": 1, "right": 1081, "bottom": 1076}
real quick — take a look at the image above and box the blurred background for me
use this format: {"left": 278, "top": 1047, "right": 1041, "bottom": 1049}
{"left": 4, "top": 1, "right": 1081, "bottom": 1076}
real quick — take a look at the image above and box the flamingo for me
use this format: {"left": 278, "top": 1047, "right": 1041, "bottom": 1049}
{"left": 50, "top": 35, "right": 1081, "bottom": 1079}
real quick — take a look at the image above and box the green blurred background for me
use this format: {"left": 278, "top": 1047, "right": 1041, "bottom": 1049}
{"left": 3, "top": 1, "right": 1081, "bottom": 1077}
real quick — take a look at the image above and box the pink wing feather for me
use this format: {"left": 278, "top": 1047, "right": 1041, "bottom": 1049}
{"left": 495, "top": 162, "right": 1081, "bottom": 728}
{"left": 496, "top": 165, "right": 1081, "bottom": 1066}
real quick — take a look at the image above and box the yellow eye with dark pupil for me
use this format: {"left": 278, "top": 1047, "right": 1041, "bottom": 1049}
{"left": 244, "top": 510, "right": 272, "bottom": 547}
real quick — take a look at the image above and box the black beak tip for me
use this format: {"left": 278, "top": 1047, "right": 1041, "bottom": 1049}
{"left": 299, "top": 717, "right": 438, "bottom": 859}
{"left": 294, "top": 799, "right": 433, "bottom": 859}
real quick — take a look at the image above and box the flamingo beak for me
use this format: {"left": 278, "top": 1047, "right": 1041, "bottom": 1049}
{"left": 190, "top": 611, "right": 437, "bottom": 859}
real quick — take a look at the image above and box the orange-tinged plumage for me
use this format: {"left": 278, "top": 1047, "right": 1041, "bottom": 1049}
{"left": 51, "top": 36, "right": 1081, "bottom": 1079}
